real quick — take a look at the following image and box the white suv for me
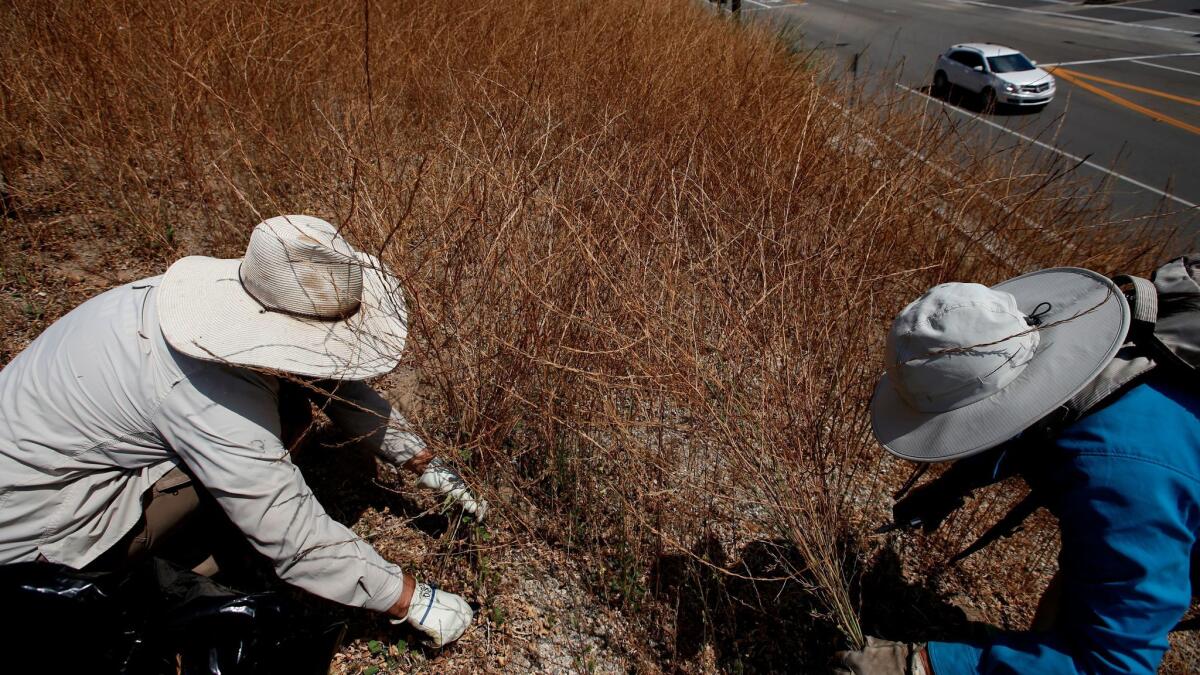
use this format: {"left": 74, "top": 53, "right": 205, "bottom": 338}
{"left": 933, "top": 43, "right": 1055, "bottom": 109}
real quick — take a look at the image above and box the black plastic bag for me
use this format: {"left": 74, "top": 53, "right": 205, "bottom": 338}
{"left": 0, "top": 558, "right": 345, "bottom": 674}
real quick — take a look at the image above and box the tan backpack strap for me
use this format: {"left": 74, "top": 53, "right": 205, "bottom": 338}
{"left": 1112, "top": 274, "right": 1158, "bottom": 327}
{"left": 1066, "top": 355, "right": 1156, "bottom": 420}
{"left": 1062, "top": 275, "right": 1159, "bottom": 423}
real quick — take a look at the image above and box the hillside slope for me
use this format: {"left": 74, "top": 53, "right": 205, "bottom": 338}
{"left": 1, "top": 0, "right": 1183, "bottom": 672}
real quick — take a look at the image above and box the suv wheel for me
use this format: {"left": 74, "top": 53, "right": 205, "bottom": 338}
{"left": 933, "top": 71, "right": 949, "bottom": 98}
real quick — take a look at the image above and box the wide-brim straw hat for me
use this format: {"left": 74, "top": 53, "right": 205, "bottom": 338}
{"left": 158, "top": 215, "right": 407, "bottom": 380}
{"left": 870, "top": 267, "right": 1130, "bottom": 463}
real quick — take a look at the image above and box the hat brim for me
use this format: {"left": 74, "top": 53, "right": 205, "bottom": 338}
{"left": 157, "top": 254, "right": 408, "bottom": 380}
{"left": 870, "top": 267, "right": 1130, "bottom": 463}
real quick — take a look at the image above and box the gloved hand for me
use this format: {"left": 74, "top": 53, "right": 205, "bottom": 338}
{"left": 417, "top": 457, "right": 489, "bottom": 521}
{"left": 390, "top": 583, "right": 473, "bottom": 648}
{"left": 833, "top": 637, "right": 932, "bottom": 675}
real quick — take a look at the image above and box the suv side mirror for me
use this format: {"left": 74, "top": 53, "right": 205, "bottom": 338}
{"left": 1030, "top": 60, "right": 1038, "bottom": 66}
{"left": 972, "top": 65, "right": 984, "bottom": 72}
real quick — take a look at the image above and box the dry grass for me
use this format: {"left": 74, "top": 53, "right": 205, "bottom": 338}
{"left": 0, "top": 0, "right": 1179, "bottom": 671}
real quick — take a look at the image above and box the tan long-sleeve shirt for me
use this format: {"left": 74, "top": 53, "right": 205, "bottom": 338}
{"left": 0, "top": 276, "right": 423, "bottom": 612}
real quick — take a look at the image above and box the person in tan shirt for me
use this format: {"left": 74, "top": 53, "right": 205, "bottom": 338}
{"left": 0, "top": 215, "right": 484, "bottom": 647}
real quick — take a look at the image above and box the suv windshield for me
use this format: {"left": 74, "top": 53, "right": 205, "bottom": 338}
{"left": 987, "top": 53, "right": 1036, "bottom": 73}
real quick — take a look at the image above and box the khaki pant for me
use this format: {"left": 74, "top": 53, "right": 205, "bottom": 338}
{"left": 87, "top": 386, "right": 317, "bottom": 573}
{"left": 86, "top": 466, "right": 214, "bottom": 573}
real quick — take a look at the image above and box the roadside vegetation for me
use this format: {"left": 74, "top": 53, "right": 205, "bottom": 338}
{"left": 0, "top": 0, "right": 1183, "bottom": 671}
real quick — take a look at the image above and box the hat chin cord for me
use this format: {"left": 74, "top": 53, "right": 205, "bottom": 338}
{"left": 1024, "top": 301, "right": 1053, "bottom": 327}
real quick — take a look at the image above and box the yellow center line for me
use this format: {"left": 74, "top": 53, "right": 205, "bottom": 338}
{"left": 1049, "top": 67, "right": 1200, "bottom": 108}
{"left": 1048, "top": 68, "right": 1200, "bottom": 136}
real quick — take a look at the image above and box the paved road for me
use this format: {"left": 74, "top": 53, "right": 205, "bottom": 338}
{"left": 740, "top": 0, "right": 1200, "bottom": 236}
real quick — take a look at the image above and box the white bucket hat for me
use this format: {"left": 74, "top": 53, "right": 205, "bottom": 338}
{"left": 158, "top": 215, "right": 408, "bottom": 380}
{"left": 870, "top": 268, "right": 1130, "bottom": 463}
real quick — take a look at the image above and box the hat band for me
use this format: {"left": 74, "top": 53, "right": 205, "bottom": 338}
{"left": 238, "top": 262, "right": 362, "bottom": 322}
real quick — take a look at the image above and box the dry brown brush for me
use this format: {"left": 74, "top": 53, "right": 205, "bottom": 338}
{"left": 0, "top": 0, "right": 1171, "bottom": 668}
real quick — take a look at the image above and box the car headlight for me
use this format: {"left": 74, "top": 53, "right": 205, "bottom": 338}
{"left": 1003, "top": 83, "right": 1018, "bottom": 93}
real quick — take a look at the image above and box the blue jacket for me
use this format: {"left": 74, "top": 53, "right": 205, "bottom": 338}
{"left": 928, "top": 374, "right": 1200, "bottom": 674}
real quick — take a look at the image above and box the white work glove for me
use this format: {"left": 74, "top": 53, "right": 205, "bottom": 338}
{"left": 833, "top": 637, "right": 932, "bottom": 675}
{"left": 417, "top": 457, "right": 489, "bottom": 521}
{"left": 390, "top": 583, "right": 473, "bottom": 648}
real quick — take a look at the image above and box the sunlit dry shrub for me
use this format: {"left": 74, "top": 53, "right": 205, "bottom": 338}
{"left": 1, "top": 0, "right": 1171, "bottom": 664}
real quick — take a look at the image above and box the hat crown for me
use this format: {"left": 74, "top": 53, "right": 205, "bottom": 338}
{"left": 240, "top": 216, "right": 364, "bottom": 320}
{"left": 886, "top": 283, "right": 1040, "bottom": 413}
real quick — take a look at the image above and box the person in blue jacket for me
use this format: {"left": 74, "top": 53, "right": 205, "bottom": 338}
{"left": 836, "top": 268, "right": 1199, "bottom": 674}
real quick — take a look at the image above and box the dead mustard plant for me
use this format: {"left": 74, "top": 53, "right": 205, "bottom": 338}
{"left": 1, "top": 0, "right": 1171, "bottom": 661}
